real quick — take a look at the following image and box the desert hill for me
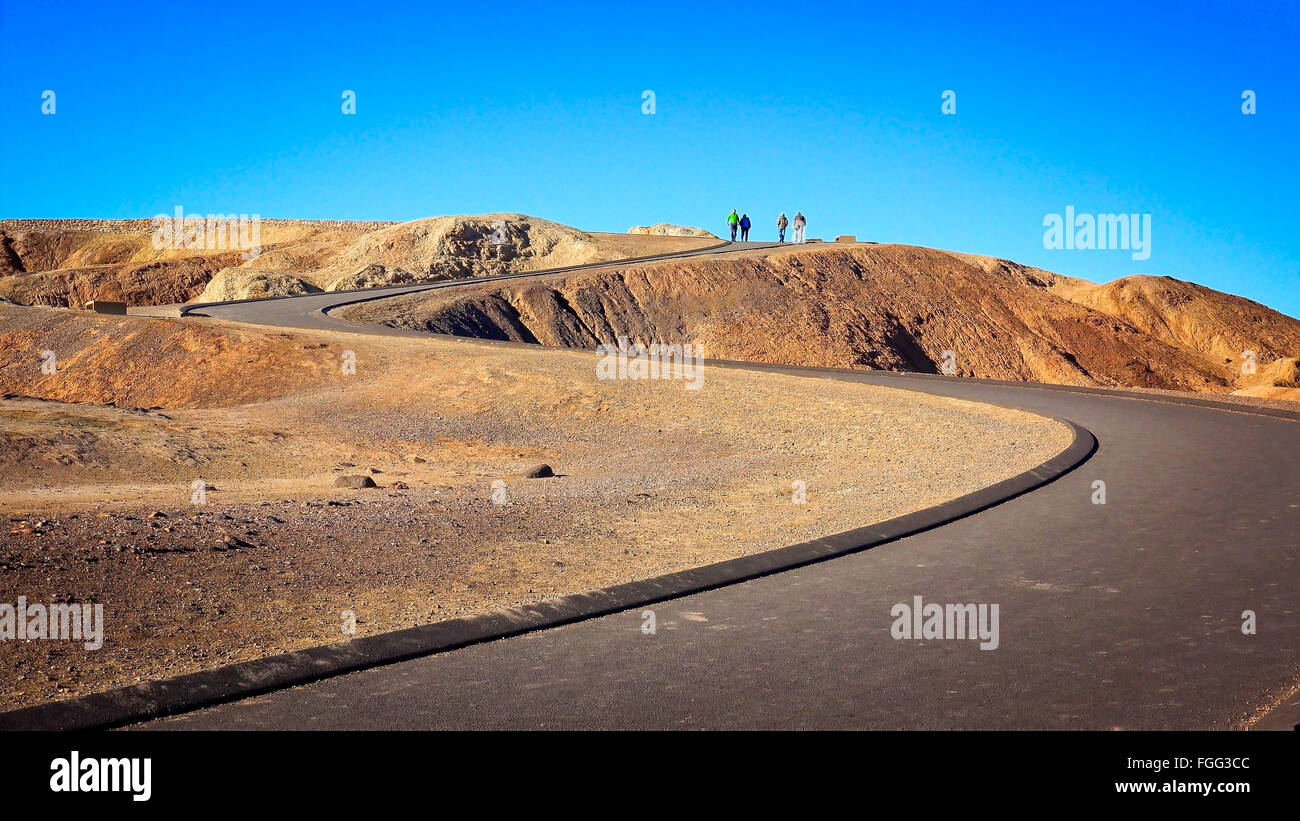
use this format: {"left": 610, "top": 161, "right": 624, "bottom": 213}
{"left": 0, "top": 216, "right": 714, "bottom": 307}
{"left": 337, "top": 242, "right": 1300, "bottom": 401}
{"left": 2, "top": 216, "right": 1296, "bottom": 402}
{"left": 1061, "top": 275, "right": 1300, "bottom": 366}
{"left": 0, "top": 220, "right": 383, "bottom": 307}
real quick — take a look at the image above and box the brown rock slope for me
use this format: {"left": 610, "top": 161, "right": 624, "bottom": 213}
{"left": 340, "top": 241, "right": 1300, "bottom": 400}
{"left": 338, "top": 243, "right": 1300, "bottom": 399}
{"left": 1064, "top": 274, "right": 1300, "bottom": 378}
{"left": 0, "top": 305, "right": 343, "bottom": 408}
{"left": 0, "top": 253, "right": 245, "bottom": 308}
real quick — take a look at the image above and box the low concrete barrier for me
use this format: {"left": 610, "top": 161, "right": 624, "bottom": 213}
{"left": 83, "top": 300, "right": 127, "bottom": 315}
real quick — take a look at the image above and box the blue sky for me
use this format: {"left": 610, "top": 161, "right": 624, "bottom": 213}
{"left": 2, "top": 0, "right": 1297, "bottom": 316}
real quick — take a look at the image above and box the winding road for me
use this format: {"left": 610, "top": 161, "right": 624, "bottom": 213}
{"left": 23, "top": 240, "right": 1300, "bottom": 730}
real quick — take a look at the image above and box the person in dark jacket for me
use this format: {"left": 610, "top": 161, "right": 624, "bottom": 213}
{"left": 777, "top": 212, "right": 788, "bottom": 242}
{"left": 739, "top": 213, "right": 751, "bottom": 241}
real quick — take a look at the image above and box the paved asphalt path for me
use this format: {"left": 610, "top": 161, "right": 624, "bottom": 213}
{"left": 153, "top": 241, "right": 1300, "bottom": 730}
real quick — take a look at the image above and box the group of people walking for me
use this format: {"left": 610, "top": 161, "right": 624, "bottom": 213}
{"left": 728, "top": 209, "right": 806, "bottom": 243}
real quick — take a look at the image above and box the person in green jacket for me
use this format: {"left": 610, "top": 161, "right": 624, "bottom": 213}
{"left": 727, "top": 209, "right": 740, "bottom": 240}
{"left": 777, "top": 212, "right": 789, "bottom": 242}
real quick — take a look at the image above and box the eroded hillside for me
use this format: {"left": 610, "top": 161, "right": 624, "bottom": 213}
{"left": 337, "top": 243, "right": 1300, "bottom": 399}
{"left": 0, "top": 216, "right": 714, "bottom": 307}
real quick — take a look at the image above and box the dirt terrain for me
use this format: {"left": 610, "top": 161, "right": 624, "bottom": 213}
{"left": 339, "top": 243, "right": 1300, "bottom": 402}
{"left": 0, "top": 305, "right": 1068, "bottom": 710}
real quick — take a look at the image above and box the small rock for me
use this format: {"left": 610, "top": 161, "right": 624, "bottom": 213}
{"left": 333, "top": 475, "right": 378, "bottom": 489}
{"left": 215, "top": 534, "right": 255, "bottom": 551}
{"left": 521, "top": 464, "right": 554, "bottom": 479}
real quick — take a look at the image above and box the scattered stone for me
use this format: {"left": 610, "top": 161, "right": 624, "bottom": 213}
{"left": 333, "top": 475, "right": 377, "bottom": 489}
{"left": 389, "top": 482, "right": 409, "bottom": 490}
{"left": 521, "top": 464, "right": 554, "bottom": 479}
{"left": 409, "top": 456, "right": 426, "bottom": 464}
{"left": 214, "top": 534, "right": 255, "bottom": 551}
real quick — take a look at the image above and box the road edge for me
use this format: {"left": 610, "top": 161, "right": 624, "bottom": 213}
{"left": 0, "top": 418, "right": 1096, "bottom": 731}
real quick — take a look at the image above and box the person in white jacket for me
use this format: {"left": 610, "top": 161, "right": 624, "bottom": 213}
{"left": 792, "top": 211, "right": 807, "bottom": 244}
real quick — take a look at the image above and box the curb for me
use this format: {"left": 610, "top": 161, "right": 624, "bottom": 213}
{"left": 0, "top": 418, "right": 1096, "bottom": 731}
{"left": 1251, "top": 687, "right": 1300, "bottom": 731}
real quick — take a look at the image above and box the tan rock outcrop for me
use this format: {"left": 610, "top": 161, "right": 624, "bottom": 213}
{"left": 628, "top": 223, "right": 717, "bottom": 238}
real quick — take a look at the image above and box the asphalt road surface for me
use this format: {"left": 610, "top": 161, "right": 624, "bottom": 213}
{"left": 151, "top": 241, "right": 1300, "bottom": 730}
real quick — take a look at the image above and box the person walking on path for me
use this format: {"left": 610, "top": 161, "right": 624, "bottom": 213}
{"left": 739, "top": 213, "right": 751, "bottom": 241}
{"left": 777, "top": 212, "right": 788, "bottom": 242}
{"left": 727, "top": 209, "right": 740, "bottom": 240}
{"left": 793, "top": 211, "right": 807, "bottom": 244}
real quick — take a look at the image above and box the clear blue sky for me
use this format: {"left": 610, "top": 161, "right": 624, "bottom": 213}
{"left": 2, "top": 0, "right": 1297, "bottom": 317}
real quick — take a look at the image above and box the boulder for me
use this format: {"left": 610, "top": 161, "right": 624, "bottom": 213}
{"left": 325, "top": 263, "right": 419, "bottom": 292}
{"left": 333, "top": 475, "right": 378, "bottom": 489}
{"left": 195, "top": 267, "right": 322, "bottom": 303}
